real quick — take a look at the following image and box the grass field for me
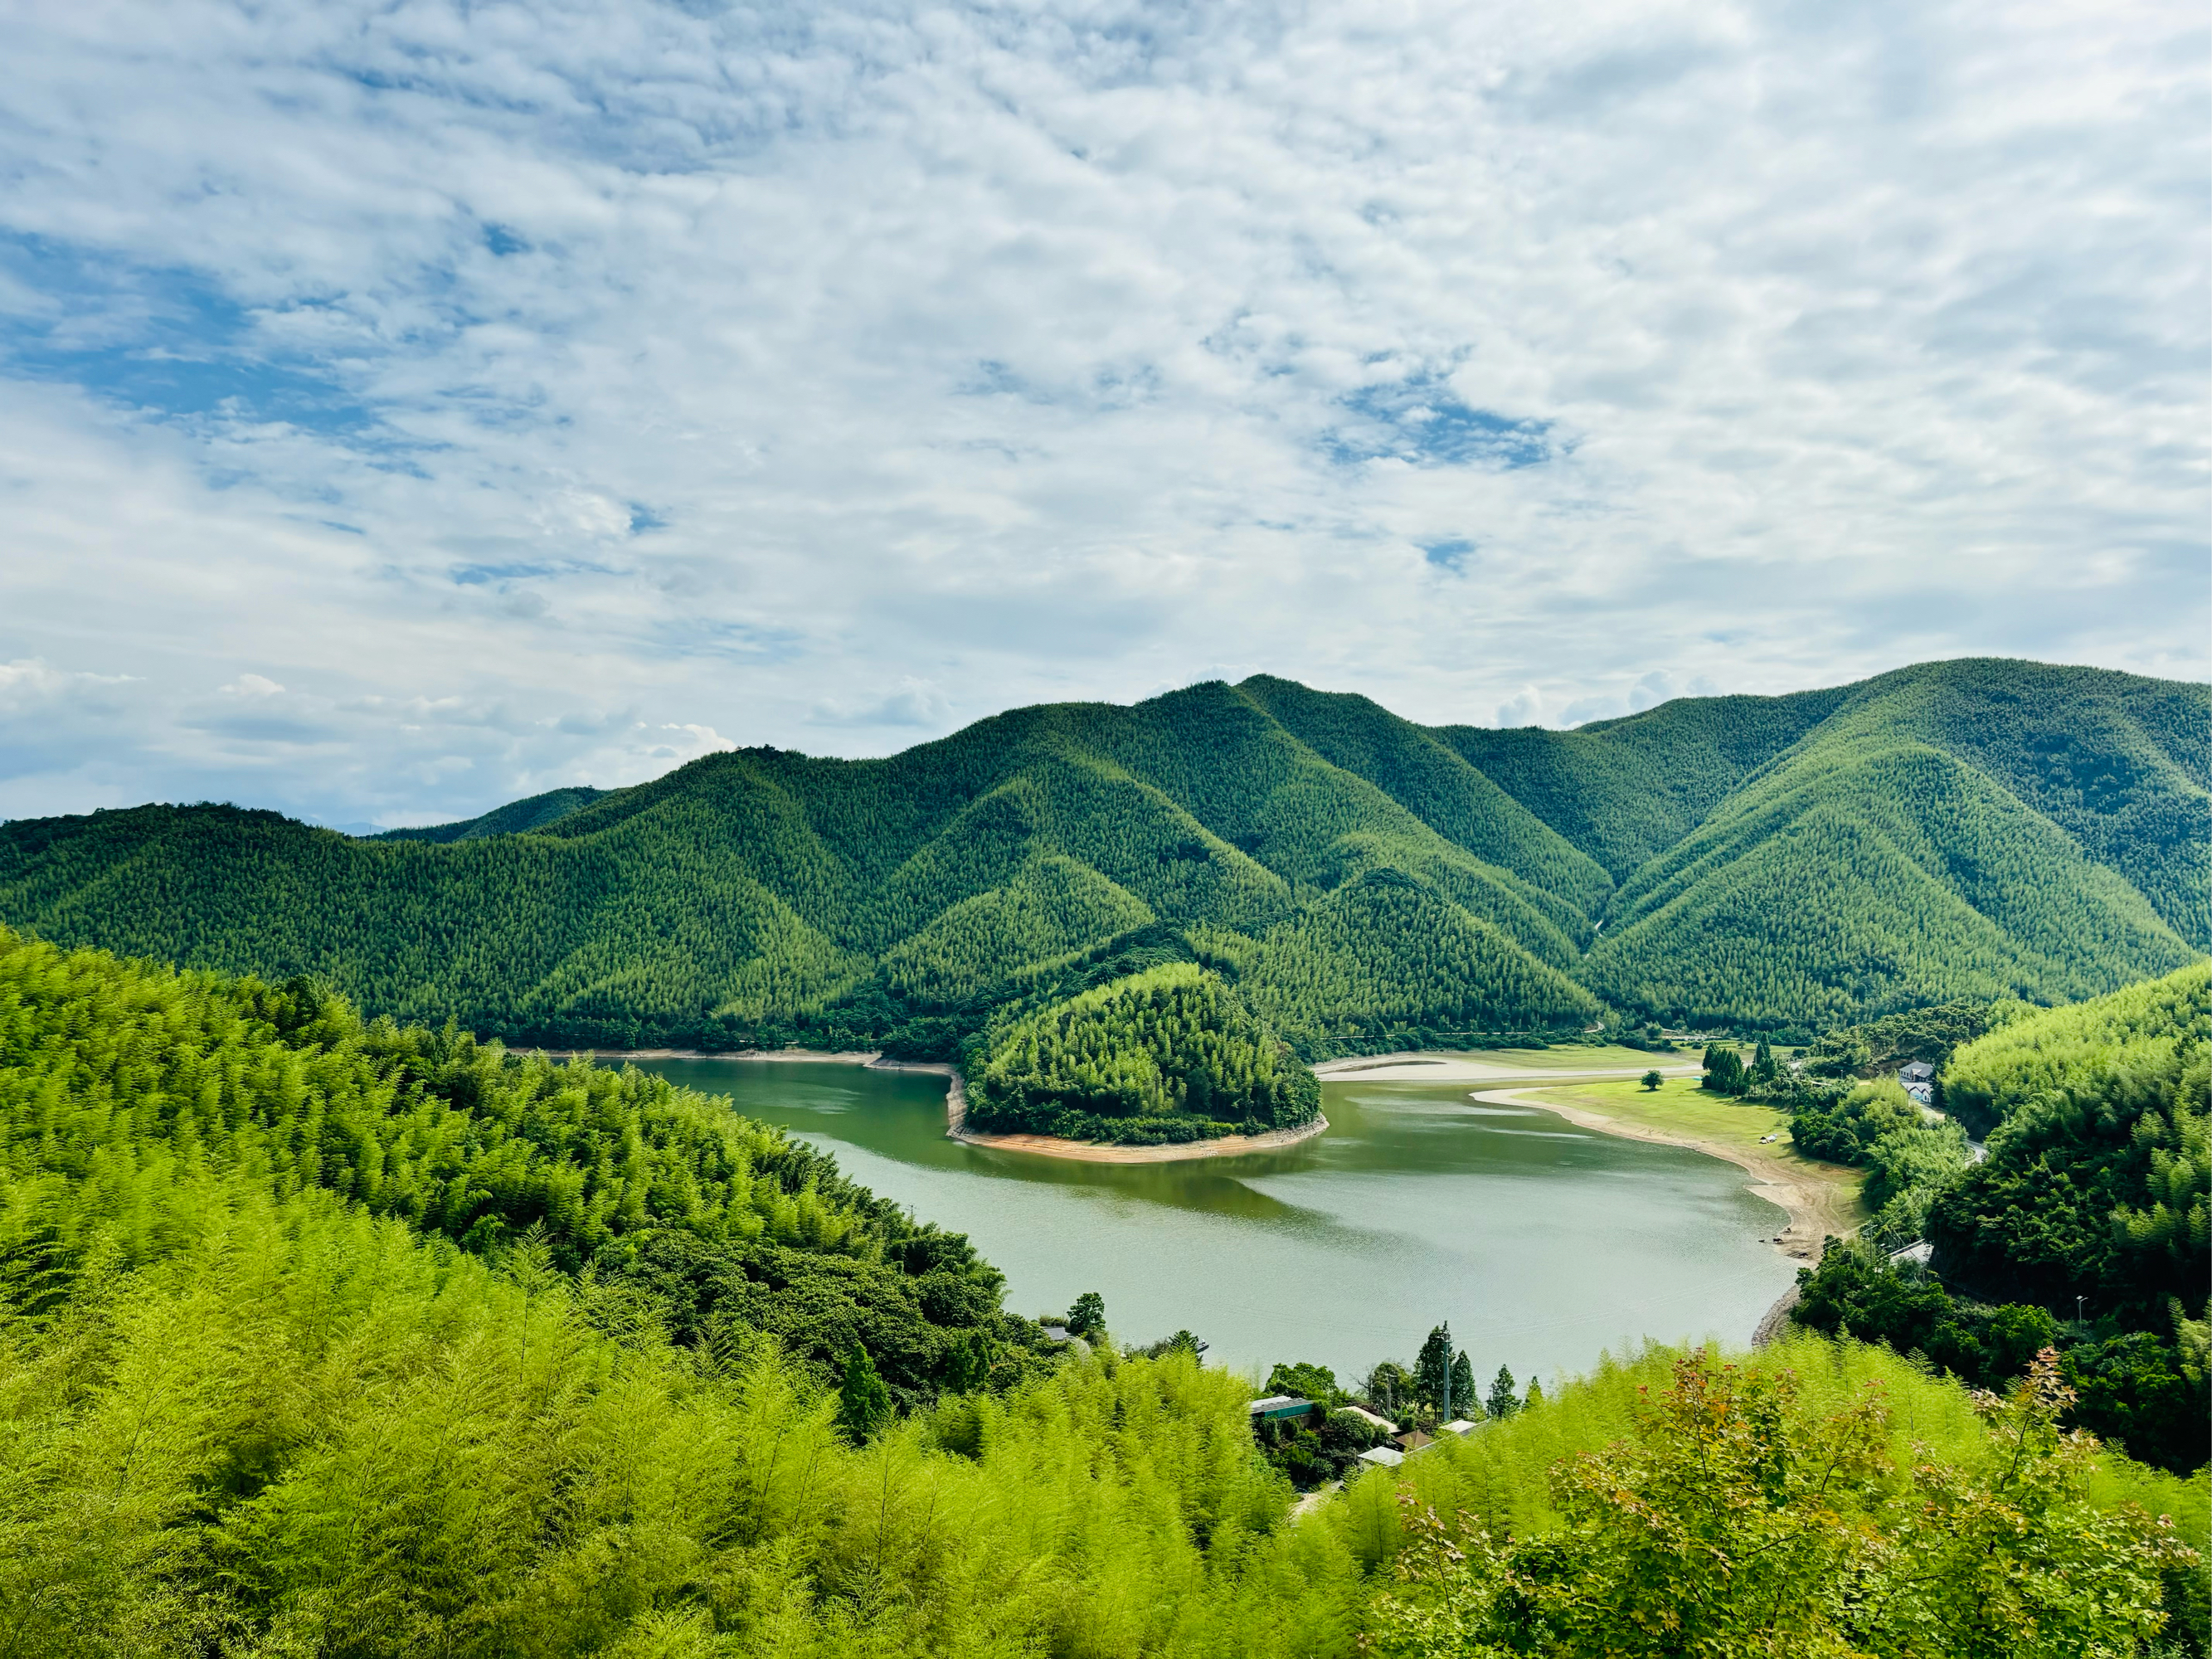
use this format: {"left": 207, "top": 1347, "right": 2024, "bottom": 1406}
{"left": 1519, "top": 1076, "right": 1870, "bottom": 1238}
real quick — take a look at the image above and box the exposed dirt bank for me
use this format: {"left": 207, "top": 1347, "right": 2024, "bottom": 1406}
{"left": 942, "top": 1068, "right": 1331, "bottom": 1163}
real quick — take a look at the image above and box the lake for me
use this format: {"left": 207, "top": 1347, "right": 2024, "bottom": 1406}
{"left": 636, "top": 1058, "right": 1797, "bottom": 1389}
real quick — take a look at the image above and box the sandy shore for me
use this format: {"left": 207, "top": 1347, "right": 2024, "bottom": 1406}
{"left": 1314, "top": 1053, "right": 1704, "bottom": 1083}
{"left": 1476, "top": 1084, "right": 1859, "bottom": 1264}
{"left": 941, "top": 1068, "right": 1330, "bottom": 1163}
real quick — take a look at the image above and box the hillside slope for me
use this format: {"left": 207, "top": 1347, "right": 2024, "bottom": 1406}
{"left": 0, "top": 659, "right": 2202, "bottom": 1044}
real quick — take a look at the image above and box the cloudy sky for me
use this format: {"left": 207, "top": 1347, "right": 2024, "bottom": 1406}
{"left": 2, "top": 0, "right": 2205, "bottom": 830}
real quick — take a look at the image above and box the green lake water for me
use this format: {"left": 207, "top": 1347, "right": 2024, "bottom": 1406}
{"left": 637, "top": 1059, "right": 1797, "bottom": 1387}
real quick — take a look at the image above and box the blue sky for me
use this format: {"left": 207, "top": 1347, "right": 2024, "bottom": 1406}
{"left": 0, "top": 0, "right": 2205, "bottom": 830}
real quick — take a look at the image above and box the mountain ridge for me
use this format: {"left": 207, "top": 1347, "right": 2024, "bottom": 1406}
{"left": 0, "top": 657, "right": 2201, "bottom": 1046}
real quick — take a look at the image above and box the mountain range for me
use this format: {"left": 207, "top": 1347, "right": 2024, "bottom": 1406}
{"left": 0, "top": 657, "right": 2202, "bottom": 1050}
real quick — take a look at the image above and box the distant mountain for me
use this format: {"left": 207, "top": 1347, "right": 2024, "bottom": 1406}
{"left": 0, "top": 659, "right": 2201, "bottom": 1048}
{"left": 372, "top": 786, "right": 607, "bottom": 843}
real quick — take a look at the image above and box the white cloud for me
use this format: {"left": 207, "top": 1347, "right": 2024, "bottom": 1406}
{"left": 0, "top": 0, "right": 2202, "bottom": 825}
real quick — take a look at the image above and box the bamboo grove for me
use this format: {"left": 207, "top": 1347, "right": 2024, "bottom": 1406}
{"left": 2, "top": 928, "right": 2207, "bottom": 1656}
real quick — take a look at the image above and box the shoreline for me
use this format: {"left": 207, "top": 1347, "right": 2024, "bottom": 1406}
{"left": 535, "top": 1044, "right": 1333, "bottom": 1165}
{"left": 519, "top": 1046, "right": 951, "bottom": 1073}
{"left": 942, "top": 1068, "right": 1332, "bottom": 1163}
{"left": 1478, "top": 1083, "right": 1856, "bottom": 1265}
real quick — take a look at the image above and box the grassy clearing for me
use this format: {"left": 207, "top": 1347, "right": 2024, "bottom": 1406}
{"left": 1522, "top": 1076, "right": 1871, "bottom": 1233}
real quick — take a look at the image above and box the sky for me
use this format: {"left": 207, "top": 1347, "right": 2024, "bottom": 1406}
{"left": 1, "top": 0, "right": 2205, "bottom": 831}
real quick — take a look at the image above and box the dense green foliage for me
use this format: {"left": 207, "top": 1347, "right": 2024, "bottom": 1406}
{"left": 965, "top": 962, "right": 1320, "bottom": 1143}
{"left": 1801, "top": 995, "right": 2020, "bottom": 1080}
{"left": 1791, "top": 965, "right": 2212, "bottom": 1473}
{"left": 0, "top": 928, "right": 1041, "bottom": 1409}
{"left": 2, "top": 927, "right": 2204, "bottom": 1655}
{"left": 1928, "top": 963, "right": 2210, "bottom": 1314}
{"left": 1788, "top": 1078, "right": 1973, "bottom": 1241}
{"left": 2, "top": 660, "right": 2202, "bottom": 1056}
{"left": 1364, "top": 1346, "right": 2200, "bottom": 1658}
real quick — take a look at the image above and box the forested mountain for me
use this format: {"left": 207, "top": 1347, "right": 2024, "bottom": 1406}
{"left": 0, "top": 659, "right": 2202, "bottom": 1046}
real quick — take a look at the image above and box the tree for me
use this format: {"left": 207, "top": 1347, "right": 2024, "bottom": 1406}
{"left": 1702, "top": 1043, "right": 1746, "bottom": 1095}
{"left": 1365, "top": 1360, "right": 1417, "bottom": 1420}
{"left": 1449, "top": 1351, "right": 1478, "bottom": 1419}
{"left": 1640, "top": 1068, "right": 1664, "bottom": 1092}
{"left": 944, "top": 1329, "right": 997, "bottom": 1394}
{"left": 1486, "top": 1365, "right": 1519, "bottom": 1420}
{"left": 1524, "top": 1377, "right": 1544, "bottom": 1409}
{"left": 1750, "top": 1039, "right": 1779, "bottom": 1087}
{"left": 1416, "top": 1326, "right": 1454, "bottom": 1413}
{"left": 1067, "top": 1291, "right": 1106, "bottom": 1340}
{"left": 1267, "top": 1360, "right": 1341, "bottom": 1404}
{"left": 1363, "top": 1348, "right": 2197, "bottom": 1659}
{"left": 838, "top": 1344, "right": 892, "bottom": 1443}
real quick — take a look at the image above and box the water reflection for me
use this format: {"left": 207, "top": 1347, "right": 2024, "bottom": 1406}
{"left": 637, "top": 1058, "right": 1796, "bottom": 1382}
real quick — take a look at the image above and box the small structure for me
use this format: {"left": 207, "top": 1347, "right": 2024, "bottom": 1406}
{"left": 1395, "top": 1428, "right": 1434, "bottom": 1454}
{"left": 1247, "top": 1394, "right": 1315, "bottom": 1426}
{"left": 1889, "top": 1239, "right": 1934, "bottom": 1267}
{"left": 1338, "top": 1404, "right": 1398, "bottom": 1435}
{"left": 1440, "top": 1419, "right": 1480, "bottom": 1438}
{"left": 1040, "top": 1322, "right": 1071, "bottom": 1343}
{"left": 1898, "top": 1061, "right": 1934, "bottom": 1086}
{"left": 1357, "top": 1445, "right": 1405, "bottom": 1469}
{"left": 1904, "top": 1082, "right": 1934, "bottom": 1107}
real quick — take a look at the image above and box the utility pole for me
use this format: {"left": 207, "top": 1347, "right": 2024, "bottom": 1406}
{"left": 1442, "top": 1321, "right": 1452, "bottom": 1422}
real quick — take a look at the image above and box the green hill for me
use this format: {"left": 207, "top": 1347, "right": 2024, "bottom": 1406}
{"left": 0, "top": 659, "right": 2203, "bottom": 1048}
{"left": 1790, "top": 963, "right": 2210, "bottom": 1472}
{"left": 965, "top": 961, "right": 1320, "bottom": 1143}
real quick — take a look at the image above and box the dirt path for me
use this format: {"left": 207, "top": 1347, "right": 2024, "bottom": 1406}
{"left": 1478, "top": 1084, "right": 1862, "bottom": 1265}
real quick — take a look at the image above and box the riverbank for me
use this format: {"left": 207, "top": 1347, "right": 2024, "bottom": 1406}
{"left": 519, "top": 1046, "right": 950, "bottom": 1073}
{"left": 1490, "top": 1076, "right": 1866, "bottom": 1263}
{"left": 1315, "top": 1049, "right": 1704, "bottom": 1084}
{"left": 943, "top": 1068, "right": 1331, "bottom": 1163}
{"left": 537, "top": 1046, "right": 1331, "bottom": 1163}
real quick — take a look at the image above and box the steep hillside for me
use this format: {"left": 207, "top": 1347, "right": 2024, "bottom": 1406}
{"left": 0, "top": 659, "right": 2203, "bottom": 1047}
{"left": 1436, "top": 684, "right": 1852, "bottom": 878}
{"left": 1570, "top": 661, "right": 2206, "bottom": 1029}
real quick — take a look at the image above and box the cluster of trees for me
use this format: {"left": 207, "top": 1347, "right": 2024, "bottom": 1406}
{"left": 964, "top": 962, "right": 1320, "bottom": 1143}
{"left": 1364, "top": 1345, "right": 2202, "bottom": 1658}
{"left": 1800, "top": 995, "right": 2018, "bottom": 1082}
{"left": 5, "top": 662, "right": 2201, "bottom": 1063}
{"left": 1254, "top": 1329, "right": 1545, "bottom": 1491}
{"left": 1788, "top": 1078, "right": 1975, "bottom": 1250}
{"left": 2, "top": 931, "right": 2205, "bottom": 1652}
{"left": 0, "top": 928, "right": 1047, "bottom": 1412}
{"left": 1573, "top": 659, "right": 2206, "bottom": 1032}
{"left": 1790, "top": 962, "right": 2211, "bottom": 1474}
